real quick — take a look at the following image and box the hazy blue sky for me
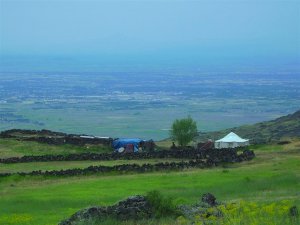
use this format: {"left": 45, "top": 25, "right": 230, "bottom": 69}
{"left": 0, "top": 0, "right": 299, "bottom": 71}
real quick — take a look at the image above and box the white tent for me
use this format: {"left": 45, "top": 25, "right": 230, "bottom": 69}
{"left": 214, "top": 132, "right": 249, "bottom": 149}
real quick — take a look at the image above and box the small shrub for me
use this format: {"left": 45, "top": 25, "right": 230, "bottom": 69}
{"left": 146, "top": 190, "right": 179, "bottom": 218}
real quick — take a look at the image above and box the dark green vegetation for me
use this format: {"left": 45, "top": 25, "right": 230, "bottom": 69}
{"left": 170, "top": 116, "right": 197, "bottom": 146}
{"left": 146, "top": 190, "right": 178, "bottom": 218}
{"left": 196, "top": 110, "right": 300, "bottom": 144}
{"left": 1, "top": 73, "right": 299, "bottom": 140}
{"left": 0, "top": 138, "right": 299, "bottom": 224}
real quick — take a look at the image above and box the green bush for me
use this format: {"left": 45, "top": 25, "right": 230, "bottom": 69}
{"left": 146, "top": 190, "right": 179, "bottom": 218}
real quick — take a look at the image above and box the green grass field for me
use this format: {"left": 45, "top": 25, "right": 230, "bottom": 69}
{"left": 0, "top": 140, "right": 299, "bottom": 225}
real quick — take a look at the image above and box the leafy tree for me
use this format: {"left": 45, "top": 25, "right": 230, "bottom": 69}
{"left": 170, "top": 116, "right": 198, "bottom": 147}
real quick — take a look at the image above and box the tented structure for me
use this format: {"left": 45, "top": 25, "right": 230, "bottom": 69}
{"left": 214, "top": 132, "right": 249, "bottom": 149}
{"left": 112, "top": 138, "right": 143, "bottom": 153}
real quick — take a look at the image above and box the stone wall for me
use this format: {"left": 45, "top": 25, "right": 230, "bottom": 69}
{"left": 0, "top": 150, "right": 255, "bottom": 177}
{"left": 0, "top": 148, "right": 254, "bottom": 164}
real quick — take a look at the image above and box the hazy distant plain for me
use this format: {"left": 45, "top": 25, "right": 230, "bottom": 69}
{"left": 0, "top": 72, "right": 299, "bottom": 140}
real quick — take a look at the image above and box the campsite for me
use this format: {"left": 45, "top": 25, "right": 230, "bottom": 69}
{"left": 0, "top": 111, "right": 299, "bottom": 225}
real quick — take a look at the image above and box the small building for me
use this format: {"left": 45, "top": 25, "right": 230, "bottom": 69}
{"left": 214, "top": 132, "right": 249, "bottom": 149}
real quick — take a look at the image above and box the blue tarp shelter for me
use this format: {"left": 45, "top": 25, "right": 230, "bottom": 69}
{"left": 112, "top": 138, "right": 143, "bottom": 152}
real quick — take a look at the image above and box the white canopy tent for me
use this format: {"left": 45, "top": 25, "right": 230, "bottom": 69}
{"left": 214, "top": 132, "right": 249, "bottom": 149}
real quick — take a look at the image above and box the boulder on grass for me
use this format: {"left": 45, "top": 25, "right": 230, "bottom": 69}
{"left": 201, "top": 193, "right": 217, "bottom": 206}
{"left": 59, "top": 195, "right": 152, "bottom": 225}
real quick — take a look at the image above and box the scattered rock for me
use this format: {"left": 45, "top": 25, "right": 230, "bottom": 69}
{"left": 179, "top": 193, "right": 222, "bottom": 222}
{"left": 201, "top": 193, "right": 217, "bottom": 206}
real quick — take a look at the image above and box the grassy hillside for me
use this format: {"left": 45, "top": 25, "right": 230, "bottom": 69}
{"left": 196, "top": 110, "right": 300, "bottom": 144}
{"left": 0, "top": 140, "right": 299, "bottom": 225}
{"left": 0, "top": 139, "right": 111, "bottom": 159}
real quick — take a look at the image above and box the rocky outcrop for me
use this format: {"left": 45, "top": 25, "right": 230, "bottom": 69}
{"left": 59, "top": 195, "right": 152, "bottom": 225}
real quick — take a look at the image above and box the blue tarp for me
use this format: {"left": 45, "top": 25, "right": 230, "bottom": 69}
{"left": 112, "top": 138, "right": 143, "bottom": 152}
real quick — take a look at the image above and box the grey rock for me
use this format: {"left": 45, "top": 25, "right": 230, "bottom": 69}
{"left": 201, "top": 193, "right": 217, "bottom": 206}
{"left": 58, "top": 195, "right": 152, "bottom": 225}
{"left": 289, "top": 206, "right": 299, "bottom": 217}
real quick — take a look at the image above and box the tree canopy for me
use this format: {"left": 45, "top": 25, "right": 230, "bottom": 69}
{"left": 170, "top": 116, "right": 198, "bottom": 147}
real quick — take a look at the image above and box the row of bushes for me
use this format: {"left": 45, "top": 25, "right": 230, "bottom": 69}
{"left": 0, "top": 150, "right": 255, "bottom": 177}
{"left": 0, "top": 149, "right": 255, "bottom": 164}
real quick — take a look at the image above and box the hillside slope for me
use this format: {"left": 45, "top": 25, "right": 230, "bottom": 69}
{"left": 196, "top": 110, "right": 300, "bottom": 144}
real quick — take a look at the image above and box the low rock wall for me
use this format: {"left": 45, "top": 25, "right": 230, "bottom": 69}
{"left": 0, "top": 150, "right": 255, "bottom": 177}
{"left": 0, "top": 149, "right": 255, "bottom": 164}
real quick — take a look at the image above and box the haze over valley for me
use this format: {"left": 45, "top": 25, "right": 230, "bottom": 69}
{"left": 1, "top": 71, "right": 299, "bottom": 140}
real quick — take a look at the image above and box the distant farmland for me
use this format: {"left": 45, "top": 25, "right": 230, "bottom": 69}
{"left": 1, "top": 72, "right": 299, "bottom": 140}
